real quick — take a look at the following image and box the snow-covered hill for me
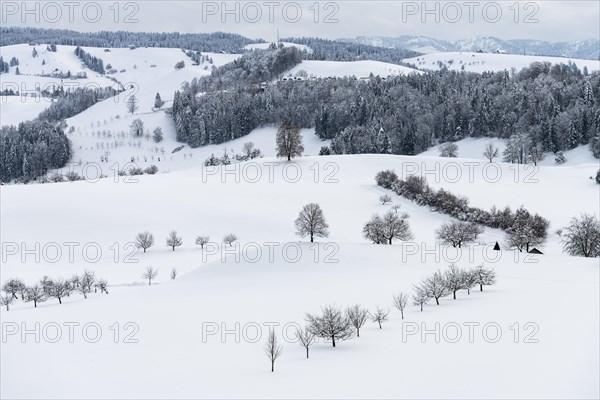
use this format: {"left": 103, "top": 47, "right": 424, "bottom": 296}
{"left": 404, "top": 51, "right": 600, "bottom": 73}
{"left": 1, "top": 147, "right": 598, "bottom": 398}
{"left": 342, "top": 35, "right": 600, "bottom": 60}
{"left": 244, "top": 41, "right": 313, "bottom": 53}
{"left": 284, "top": 59, "right": 421, "bottom": 79}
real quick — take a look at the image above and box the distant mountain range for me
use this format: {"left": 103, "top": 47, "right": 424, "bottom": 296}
{"left": 338, "top": 35, "right": 600, "bottom": 60}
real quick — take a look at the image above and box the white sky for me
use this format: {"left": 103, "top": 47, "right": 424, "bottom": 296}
{"left": 1, "top": 1, "right": 598, "bottom": 42}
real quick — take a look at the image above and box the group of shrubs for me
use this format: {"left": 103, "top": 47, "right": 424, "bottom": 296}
{"left": 204, "top": 143, "right": 264, "bottom": 166}
{"left": 1, "top": 271, "right": 108, "bottom": 311}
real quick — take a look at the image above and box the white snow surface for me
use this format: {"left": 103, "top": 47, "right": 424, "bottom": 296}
{"left": 1, "top": 149, "right": 599, "bottom": 399}
{"left": 285, "top": 60, "right": 422, "bottom": 78}
{"left": 404, "top": 51, "right": 600, "bottom": 73}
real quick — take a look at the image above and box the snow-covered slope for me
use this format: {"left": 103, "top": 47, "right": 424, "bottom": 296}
{"left": 285, "top": 60, "right": 421, "bottom": 79}
{"left": 1, "top": 148, "right": 598, "bottom": 398}
{"left": 404, "top": 52, "right": 600, "bottom": 73}
{"left": 244, "top": 42, "right": 313, "bottom": 53}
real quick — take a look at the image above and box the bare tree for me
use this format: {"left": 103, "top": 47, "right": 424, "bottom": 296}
{"left": 392, "top": 292, "right": 409, "bottom": 319}
{"left": 2, "top": 279, "right": 24, "bottom": 300}
{"left": 276, "top": 124, "right": 304, "bottom": 161}
{"left": 295, "top": 203, "right": 329, "bottom": 243}
{"left": 166, "top": 231, "right": 183, "bottom": 251}
{"left": 412, "top": 284, "right": 430, "bottom": 311}
{"left": 483, "top": 142, "right": 499, "bottom": 162}
{"left": 472, "top": 265, "right": 496, "bottom": 292}
{"left": 381, "top": 211, "right": 413, "bottom": 244}
{"left": 135, "top": 232, "right": 154, "bottom": 253}
{"left": 422, "top": 270, "right": 450, "bottom": 305}
{"left": 129, "top": 118, "right": 144, "bottom": 137}
{"left": 370, "top": 306, "right": 389, "bottom": 329}
{"left": 223, "top": 234, "right": 238, "bottom": 246}
{"left": 294, "top": 326, "right": 316, "bottom": 358}
{"left": 435, "top": 221, "right": 483, "bottom": 248}
{"left": 170, "top": 268, "right": 177, "bottom": 280}
{"left": 97, "top": 279, "right": 109, "bottom": 294}
{"left": 47, "top": 279, "right": 71, "bottom": 304}
{"left": 77, "top": 283, "right": 91, "bottom": 299}
{"left": 443, "top": 264, "right": 466, "bottom": 300}
{"left": 264, "top": 330, "right": 283, "bottom": 372}
{"left": 561, "top": 214, "right": 600, "bottom": 257}
{"left": 528, "top": 144, "right": 545, "bottom": 166}
{"left": 142, "top": 266, "right": 159, "bottom": 285}
{"left": 306, "top": 305, "right": 354, "bottom": 347}
{"left": 81, "top": 270, "right": 96, "bottom": 292}
{"left": 1, "top": 294, "right": 14, "bottom": 311}
{"left": 242, "top": 141, "right": 255, "bottom": 157}
{"left": 439, "top": 143, "right": 458, "bottom": 158}
{"left": 379, "top": 194, "right": 392, "bottom": 205}
{"left": 126, "top": 95, "right": 139, "bottom": 114}
{"left": 461, "top": 269, "right": 477, "bottom": 295}
{"left": 70, "top": 274, "right": 81, "bottom": 290}
{"left": 345, "top": 304, "right": 369, "bottom": 337}
{"left": 195, "top": 235, "right": 210, "bottom": 249}
{"left": 25, "top": 285, "right": 46, "bottom": 307}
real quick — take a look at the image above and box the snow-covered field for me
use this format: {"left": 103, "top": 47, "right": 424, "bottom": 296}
{"left": 285, "top": 59, "right": 421, "bottom": 78}
{"left": 1, "top": 149, "right": 599, "bottom": 398}
{"left": 404, "top": 51, "right": 600, "bottom": 73}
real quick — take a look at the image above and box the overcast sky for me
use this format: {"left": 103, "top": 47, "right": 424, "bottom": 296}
{"left": 2, "top": 1, "right": 599, "bottom": 42}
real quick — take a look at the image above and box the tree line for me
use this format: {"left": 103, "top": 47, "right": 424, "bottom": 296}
{"left": 0, "top": 27, "right": 258, "bottom": 53}
{"left": 266, "top": 263, "right": 497, "bottom": 372}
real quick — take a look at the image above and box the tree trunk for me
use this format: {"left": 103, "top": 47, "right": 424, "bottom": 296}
{"left": 467, "top": 288, "right": 470, "bottom": 295}
{"left": 356, "top": 328, "right": 360, "bottom": 338}
{"left": 378, "top": 321, "right": 382, "bottom": 329}
{"left": 389, "top": 237, "right": 393, "bottom": 245}
{"left": 306, "top": 348, "right": 309, "bottom": 359}
{"left": 526, "top": 242, "right": 530, "bottom": 252}
{"left": 34, "top": 300, "right": 37, "bottom": 307}
{"left": 453, "top": 291, "right": 456, "bottom": 300}
{"left": 435, "top": 297, "right": 439, "bottom": 305}
{"left": 332, "top": 336, "right": 336, "bottom": 347}
{"left": 287, "top": 154, "right": 291, "bottom": 161}
{"left": 144, "top": 248, "right": 146, "bottom": 253}
{"left": 401, "top": 310, "right": 404, "bottom": 319}
{"left": 58, "top": 297, "right": 62, "bottom": 304}
{"left": 480, "top": 284, "right": 483, "bottom": 292}
{"left": 310, "top": 233, "right": 313, "bottom": 243}
{"left": 420, "top": 303, "right": 423, "bottom": 311}
{"left": 172, "top": 246, "right": 175, "bottom": 251}
{"left": 271, "top": 360, "right": 274, "bottom": 372}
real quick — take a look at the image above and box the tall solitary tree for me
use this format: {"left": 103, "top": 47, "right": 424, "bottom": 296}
{"left": 295, "top": 203, "right": 329, "bottom": 243}
{"left": 276, "top": 124, "right": 304, "bottom": 161}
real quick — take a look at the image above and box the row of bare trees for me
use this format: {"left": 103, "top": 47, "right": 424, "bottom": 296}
{"left": 135, "top": 231, "right": 238, "bottom": 253}
{"left": 1, "top": 271, "right": 108, "bottom": 311}
{"left": 264, "top": 264, "right": 496, "bottom": 372}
